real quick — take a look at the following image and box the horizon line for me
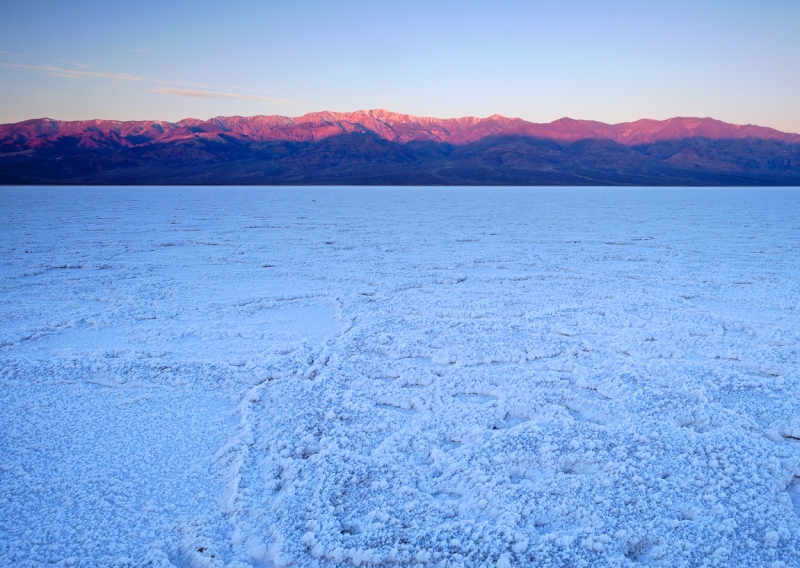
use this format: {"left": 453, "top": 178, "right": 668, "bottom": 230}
{"left": 3, "top": 109, "right": 799, "bottom": 136}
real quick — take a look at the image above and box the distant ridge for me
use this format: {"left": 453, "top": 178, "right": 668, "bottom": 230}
{"left": 1, "top": 110, "right": 799, "bottom": 185}
{"left": 4, "top": 110, "right": 800, "bottom": 147}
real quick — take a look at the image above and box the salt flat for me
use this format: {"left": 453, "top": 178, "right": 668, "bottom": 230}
{"left": 1, "top": 186, "right": 799, "bottom": 568}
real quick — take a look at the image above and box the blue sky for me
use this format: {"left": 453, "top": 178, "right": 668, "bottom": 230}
{"left": 1, "top": 0, "right": 799, "bottom": 132}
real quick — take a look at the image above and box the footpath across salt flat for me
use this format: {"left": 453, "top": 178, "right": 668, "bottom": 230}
{"left": 1, "top": 186, "right": 799, "bottom": 568}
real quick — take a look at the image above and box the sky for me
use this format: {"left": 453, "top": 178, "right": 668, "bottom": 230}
{"left": 1, "top": 0, "right": 799, "bottom": 132}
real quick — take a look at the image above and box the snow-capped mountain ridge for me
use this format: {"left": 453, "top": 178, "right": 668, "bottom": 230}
{"left": 3, "top": 110, "right": 799, "bottom": 150}
{"left": 2, "top": 110, "right": 799, "bottom": 186}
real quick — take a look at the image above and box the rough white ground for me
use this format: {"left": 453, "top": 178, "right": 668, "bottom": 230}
{"left": 1, "top": 186, "right": 799, "bottom": 568}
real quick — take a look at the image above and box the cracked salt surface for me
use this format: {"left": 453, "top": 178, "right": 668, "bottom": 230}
{"left": 1, "top": 186, "right": 800, "bottom": 567}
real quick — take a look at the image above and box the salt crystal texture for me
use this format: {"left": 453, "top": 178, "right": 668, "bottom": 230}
{"left": 1, "top": 186, "right": 799, "bottom": 567}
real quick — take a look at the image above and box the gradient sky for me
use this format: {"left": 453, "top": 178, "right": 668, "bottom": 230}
{"left": 1, "top": 0, "right": 799, "bottom": 132}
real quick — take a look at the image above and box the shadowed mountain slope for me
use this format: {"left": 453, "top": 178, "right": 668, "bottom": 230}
{"left": 1, "top": 110, "right": 799, "bottom": 185}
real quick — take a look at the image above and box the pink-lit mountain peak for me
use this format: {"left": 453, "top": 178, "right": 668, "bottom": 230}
{"left": 3, "top": 111, "right": 800, "bottom": 150}
{"left": 205, "top": 111, "right": 800, "bottom": 145}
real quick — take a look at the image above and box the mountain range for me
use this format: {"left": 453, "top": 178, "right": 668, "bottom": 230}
{"left": 1, "top": 109, "right": 799, "bottom": 185}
